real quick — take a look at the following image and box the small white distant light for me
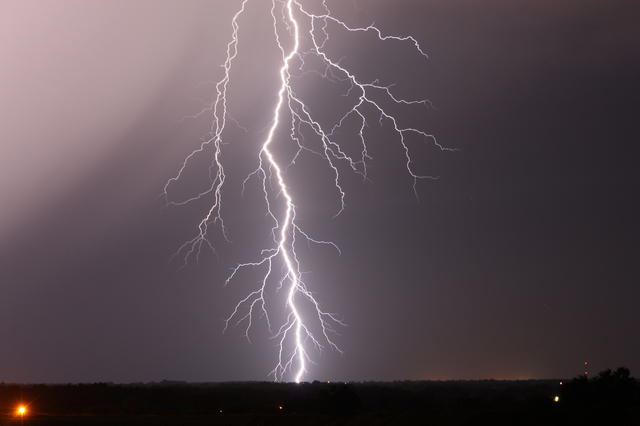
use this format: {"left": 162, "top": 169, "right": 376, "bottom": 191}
{"left": 554, "top": 396, "right": 559, "bottom": 402}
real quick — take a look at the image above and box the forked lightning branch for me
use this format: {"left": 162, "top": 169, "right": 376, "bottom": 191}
{"left": 163, "top": 0, "right": 453, "bottom": 382}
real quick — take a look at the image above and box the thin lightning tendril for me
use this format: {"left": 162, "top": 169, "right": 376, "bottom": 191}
{"left": 164, "top": 0, "right": 455, "bottom": 382}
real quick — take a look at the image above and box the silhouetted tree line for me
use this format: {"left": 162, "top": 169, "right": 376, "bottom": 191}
{"left": 561, "top": 367, "right": 640, "bottom": 407}
{"left": 0, "top": 369, "right": 638, "bottom": 425}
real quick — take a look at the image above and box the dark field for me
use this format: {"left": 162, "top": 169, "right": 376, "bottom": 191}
{"left": 2, "top": 370, "right": 639, "bottom": 425}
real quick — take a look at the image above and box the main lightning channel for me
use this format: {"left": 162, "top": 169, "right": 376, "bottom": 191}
{"left": 260, "top": 0, "right": 305, "bottom": 382}
{"left": 165, "top": 0, "right": 453, "bottom": 382}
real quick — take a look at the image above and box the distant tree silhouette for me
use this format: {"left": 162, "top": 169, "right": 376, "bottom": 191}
{"left": 562, "top": 367, "right": 640, "bottom": 407}
{"left": 593, "top": 367, "right": 639, "bottom": 406}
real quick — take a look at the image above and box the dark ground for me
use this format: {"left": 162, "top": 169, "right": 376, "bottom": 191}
{"left": 2, "top": 369, "right": 639, "bottom": 425}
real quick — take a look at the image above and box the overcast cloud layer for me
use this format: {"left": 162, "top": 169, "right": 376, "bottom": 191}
{"left": 1, "top": 0, "right": 639, "bottom": 383}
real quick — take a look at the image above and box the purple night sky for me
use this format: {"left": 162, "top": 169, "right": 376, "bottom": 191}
{"left": 1, "top": 0, "right": 639, "bottom": 383}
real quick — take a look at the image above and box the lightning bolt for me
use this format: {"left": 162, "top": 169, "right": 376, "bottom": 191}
{"left": 163, "top": 0, "right": 455, "bottom": 382}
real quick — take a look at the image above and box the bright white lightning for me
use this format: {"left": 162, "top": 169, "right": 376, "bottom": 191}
{"left": 164, "top": 0, "right": 454, "bottom": 382}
